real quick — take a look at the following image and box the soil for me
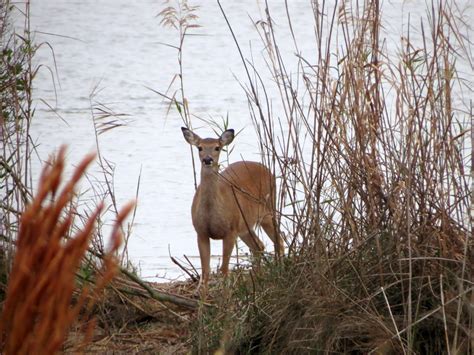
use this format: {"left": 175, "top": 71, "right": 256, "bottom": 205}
{"left": 65, "top": 278, "right": 202, "bottom": 354}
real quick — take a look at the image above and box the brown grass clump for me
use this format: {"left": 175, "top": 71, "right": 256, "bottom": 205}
{"left": 73, "top": 280, "right": 197, "bottom": 354}
{"left": 0, "top": 147, "right": 134, "bottom": 354}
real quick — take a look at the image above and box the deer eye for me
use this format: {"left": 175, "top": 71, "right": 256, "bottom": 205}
{"left": 215, "top": 147, "right": 220, "bottom": 151}
{"left": 198, "top": 146, "right": 203, "bottom": 151}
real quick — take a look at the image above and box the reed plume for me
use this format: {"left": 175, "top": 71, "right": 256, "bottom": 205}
{"left": 0, "top": 147, "right": 134, "bottom": 354}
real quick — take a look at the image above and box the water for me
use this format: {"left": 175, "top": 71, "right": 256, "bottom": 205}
{"left": 30, "top": 0, "right": 291, "bottom": 281}
{"left": 29, "top": 0, "right": 472, "bottom": 280}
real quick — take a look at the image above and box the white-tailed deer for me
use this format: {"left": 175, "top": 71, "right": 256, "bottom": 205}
{"left": 181, "top": 127, "right": 284, "bottom": 295}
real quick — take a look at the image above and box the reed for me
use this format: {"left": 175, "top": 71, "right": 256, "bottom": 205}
{"left": 0, "top": 1, "right": 35, "bottom": 293}
{"left": 1, "top": 3, "right": 199, "bottom": 352}
{"left": 195, "top": 0, "right": 473, "bottom": 353}
{"left": 0, "top": 147, "right": 134, "bottom": 354}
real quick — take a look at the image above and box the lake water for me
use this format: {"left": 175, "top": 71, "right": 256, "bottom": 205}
{"left": 29, "top": 0, "right": 472, "bottom": 281}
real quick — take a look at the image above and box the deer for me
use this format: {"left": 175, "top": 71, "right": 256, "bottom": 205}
{"left": 181, "top": 127, "right": 284, "bottom": 296}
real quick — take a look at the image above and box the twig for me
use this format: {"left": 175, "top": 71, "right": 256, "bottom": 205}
{"left": 84, "top": 245, "right": 208, "bottom": 309}
{"left": 170, "top": 255, "right": 198, "bottom": 283}
{"left": 183, "top": 254, "right": 200, "bottom": 279}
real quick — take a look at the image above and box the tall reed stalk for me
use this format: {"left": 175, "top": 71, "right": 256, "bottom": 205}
{"left": 197, "top": 0, "right": 472, "bottom": 353}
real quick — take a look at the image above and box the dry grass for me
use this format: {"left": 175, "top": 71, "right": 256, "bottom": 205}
{"left": 1, "top": 1, "right": 36, "bottom": 294}
{"left": 1, "top": 3, "right": 203, "bottom": 353}
{"left": 2, "top": 0, "right": 472, "bottom": 353}
{"left": 0, "top": 147, "right": 134, "bottom": 354}
{"left": 68, "top": 278, "right": 199, "bottom": 354}
{"left": 195, "top": 0, "right": 473, "bottom": 353}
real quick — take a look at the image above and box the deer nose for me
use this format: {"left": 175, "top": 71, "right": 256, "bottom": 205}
{"left": 203, "top": 157, "right": 213, "bottom": 165}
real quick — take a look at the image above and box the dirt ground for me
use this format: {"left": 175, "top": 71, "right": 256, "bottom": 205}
{"left": 65, "top": 278, "right": 202, "bottom": 354}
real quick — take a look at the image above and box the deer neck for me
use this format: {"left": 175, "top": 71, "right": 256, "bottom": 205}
{"left": 198, "top": 166, "right": 224, "bottom": 209}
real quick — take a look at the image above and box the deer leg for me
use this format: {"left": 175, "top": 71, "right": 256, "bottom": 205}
{"left": 261, "top": 215, "right": 284, "bottom": 257}
{"left": 220, "top": 234, "right": 236, "bottom": 276}
{"left": 239, "top": 229, "right": 265, "bottom": 255}
{"left": 240, "top": 229, "right": 264, "bottom": 271}
{"left": 197, "top": 234, "right": 210, "bottom": 297}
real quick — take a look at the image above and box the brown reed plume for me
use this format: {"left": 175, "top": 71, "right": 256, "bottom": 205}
{"left": 0, "top": 147, "right": 134, "bottom": 355}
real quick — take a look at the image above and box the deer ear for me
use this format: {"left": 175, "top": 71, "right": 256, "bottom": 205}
{"left": 181, "top": 127, "right": 201, "bottom": 146}
{"left": 219, "top": 129, "right": 235, "bottom": 146}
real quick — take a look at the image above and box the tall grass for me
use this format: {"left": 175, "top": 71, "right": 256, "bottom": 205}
{"left": 0, "top": 1, "right": 35, "bottom": 288}
{"left": 196, "top": 0, "right": 472, "bottom": 353}
{"left": 1, "top": 2, "right": 183, "bottom": 352}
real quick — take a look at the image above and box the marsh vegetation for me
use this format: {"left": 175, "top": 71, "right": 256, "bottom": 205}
{"left": 1, "top": 0, "right": 472, "bottom": 353}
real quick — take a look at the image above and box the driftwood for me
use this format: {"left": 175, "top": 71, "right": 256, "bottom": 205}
{"left": 118, "top": 267, "right": 205, "bottom": 309}
{"left": 1, "top": 221, "right": 206, "bottom": 310}
{"left": 86, "top": 247, "right": 209, "bottom": 309}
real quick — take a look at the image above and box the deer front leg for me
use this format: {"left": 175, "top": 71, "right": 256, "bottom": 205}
{"left": 197, "top": 234, "right": 210, "bottom": 297}
{"left": 220, "top": 234, "right": 236, "bottom": 276}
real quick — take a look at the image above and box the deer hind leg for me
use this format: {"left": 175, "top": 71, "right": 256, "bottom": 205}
{"left": 197, "top": 234, "right": 210, "bottom": 297}
{"left": 261, "top": 214, "right": 284, "bottom": 257}
{"left": 239, "top": 228, "right": 265, "bottom": 255}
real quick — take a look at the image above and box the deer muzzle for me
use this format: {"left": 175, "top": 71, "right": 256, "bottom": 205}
{"left": 202, "top": 156, "right": 213, "bottom": 166}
